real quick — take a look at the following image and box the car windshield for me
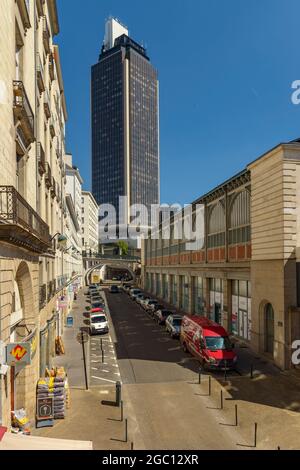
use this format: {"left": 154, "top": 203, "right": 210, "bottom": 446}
{"left": 205, "top": 336, "right": 232, "bottom": 351}
{"left": 91, "top": 316, "right": 106, "bottom": 323}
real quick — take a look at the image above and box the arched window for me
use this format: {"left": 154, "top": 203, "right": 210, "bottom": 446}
{"left": 208, "top": 202, "right": 225, "bottom": 248}
{"left": 228, "top": 190, "right": 251, "bottom": 245}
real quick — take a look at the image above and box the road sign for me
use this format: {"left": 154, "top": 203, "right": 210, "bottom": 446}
{"left": 76, "top": 331, "right": 89, "bottom": 344}
{"left": 37, "top": 397, "right": 54, "bottom": 420}
{"left": 6, "top": 342, "right": 31, "bottom": 366}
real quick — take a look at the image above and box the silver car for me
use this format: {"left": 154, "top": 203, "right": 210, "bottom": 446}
{"left": 165, "top": 314, "right": 183, "bottom": 338}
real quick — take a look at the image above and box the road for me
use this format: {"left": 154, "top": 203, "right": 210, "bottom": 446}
{"left": 104, "top": 289, "right": 242, "bottom": 450}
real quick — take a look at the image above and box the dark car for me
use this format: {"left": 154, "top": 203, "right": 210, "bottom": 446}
{"left": 154, "top": 310, "right": 175, "bottom": 325}
{"left": 91, "top": 300, "right": 105, "bottom": 310}
{"left": 110, "top": 285, "right": 119, "bottom": 293}
{"left": 165, "top": 314, "right": 182, "bottom": 338}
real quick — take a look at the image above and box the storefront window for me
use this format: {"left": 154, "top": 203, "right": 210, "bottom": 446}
{"left": 231, "top": 280, "right": 251, "bottom": 340}
{"left": 193, "top": 277, "right": 204, "bottom": 315}
{"left": 180, "top": 276, "right": 189, "bottom": 311}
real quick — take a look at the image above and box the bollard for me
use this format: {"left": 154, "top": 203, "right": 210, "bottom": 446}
{"left": 220, "top": 390, "right": 223, "bottom": 410}
{"left": 198, "top": 367, "right": 202, "bottom": 385}
{"left": 120, "top": 400, "right": 124, "bottom": 422}
{"left": 101, "top": 338, "right": 103, "bottom": 350}
{"left": 115, "top": 381, "right": 122, "bottom": 407}
{"left": 125, "top": 418, "right": 128, "bottom": 443}
{"left": 131, "top": 442, "right": 134, "bottom": 450}
{"left": 235, "top": 404, "right": 238, "bottom": 427}
{"left": 254, "top": 422, "right": 257, "bottom": 448}
{"left": 102, "top": 348, "right": 104, "bottom": 364}
{"left": 250, "top": 364, "right": 254, "bottom": 379}
{"left": 208, "top": 375, "right": 211, "bottom": 396}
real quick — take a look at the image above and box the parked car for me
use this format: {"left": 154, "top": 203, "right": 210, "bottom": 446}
{"left": 110, "top": 285, "right": 119, "bottom": 293}
{"left": 135, "top": 294, "right": 145, "bottom": 304}
{"left": 140, "top": 297, "right": 151, "bottom": 308}
{"left": 91, "top": 300, "right": 105, "bottom": 310}
{"left": 154, "top": 309, "right": 174, "bottom": 325}
{"left": 122, "top": 284, "right": 131, "bottom": 292}
{"left": 165, "top": 314, "right": 182, "bottom": 338}
{"left": 90, "top": 313, "right": 109, "bottom": 335}
{"left": 130, "top": 289, "right": 141, "bottom": 300}
{"left": 180, "top": 316, "right": 237, "bottom": 370}
{"left": 145, "top": 299, "right": 158, "bottom": 312}
{"left": 90, "top": 307, "right": 105, "bottom": 314}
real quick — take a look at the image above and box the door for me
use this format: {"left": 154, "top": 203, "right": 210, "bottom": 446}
{"left": 214, "top": 303, "right": 221, "bottom": 324}
{"left": 265, "top": 303, "right": 274, "bottom": 355}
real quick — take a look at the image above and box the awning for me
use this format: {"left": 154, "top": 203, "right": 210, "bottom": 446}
{"left": 0, "top": 432, "right": 93, "bottom": 450}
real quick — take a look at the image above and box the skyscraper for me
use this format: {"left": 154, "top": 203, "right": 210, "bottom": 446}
{"left": 91, "top": 18, "right": 159, "bottom": 237}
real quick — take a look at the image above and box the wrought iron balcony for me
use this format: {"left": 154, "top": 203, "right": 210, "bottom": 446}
{"left": 36, "top": 54, "right": 45, "bottom": 94}
{"left": 37, "top": 142, "right": 46, "bottom": 176}
{"left": 44, "top": 91, "right": 51, "bottom": 119}
{"left": 49, "top": 53, "right": 55, "bottom": 81}
{"left": 0, "top": 186, "right": 51, "bottom": 253}
{"left": 50, "top": 177, "right": 56, "bottom": 198}
{"left": 39, "top": 284, "right": 47, "bottom": 310}
{"left": 43, "top": 16, "right": 50, "bottom": 55}
{"left": 17, "top": 0, "right": 31, "bottom": 31}
{"left": 13, "top": 81, "right": 35, "bottom": 153}
{"left": 47, "top": 279, "right": 57, "bottom": 302}
{"left": 45, "top": 163, "right": 52, "bottom": 189}
{"left": 36, "top": 0, "right": 44, "bottom": 18}
{"left": 49, "top": 118, "right": 55, "bottom": 138}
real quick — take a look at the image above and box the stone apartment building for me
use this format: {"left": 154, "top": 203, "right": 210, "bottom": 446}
{"left": 81, "top": 191, "right": 99, "bottom": 256}
{"left": 0, "top": 0, "right": 81, "bottom": 429}
{"left": 142, "top": 139, "right": 300, "bottom": 371}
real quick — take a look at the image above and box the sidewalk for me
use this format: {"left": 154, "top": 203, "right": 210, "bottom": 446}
{"left": 33, "top": 288, "right": 132, "bottom": 450}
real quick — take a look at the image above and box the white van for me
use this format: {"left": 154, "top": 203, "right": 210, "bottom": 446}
{"left": 90, "top": 313, "right": 109, "bottom": 335}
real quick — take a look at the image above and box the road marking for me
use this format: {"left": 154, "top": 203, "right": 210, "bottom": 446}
{"left": 99, "top": 390, "right": 109, "bottom": 395}
{"left": 91, "top": 376, "right": 117, "bottom": 384}
{"left": 114, "top": 372, "right": 121, "bottom": 376}
{"left": 102, "top": 369, "right": 110, "bottom": 373}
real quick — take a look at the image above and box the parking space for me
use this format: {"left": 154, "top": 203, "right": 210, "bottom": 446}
{"left": 89, "top": 334, "right": 122, "bottom": 386}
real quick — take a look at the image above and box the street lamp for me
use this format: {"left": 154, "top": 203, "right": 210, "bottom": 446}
{"left": 50, "top": 232, "right": 68, "bottom": 249}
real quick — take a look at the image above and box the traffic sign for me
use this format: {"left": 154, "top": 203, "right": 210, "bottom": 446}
{"left": 6, "top": 342, "right": 31, "bottom": 365}
{"left": 37, "top": 397, "right": 54, "bottom": 420}
{"left": 76, "top": 331, "right": 89, "bottom": 344}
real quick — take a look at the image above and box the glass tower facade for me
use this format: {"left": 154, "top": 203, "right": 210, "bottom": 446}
{"left": 91, "top": 24, "right": 159, "bottom": 228}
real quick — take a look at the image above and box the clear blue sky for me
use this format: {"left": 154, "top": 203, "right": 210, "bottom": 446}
{"left": 56, "top": 0, "right": 300, "bottom": 205}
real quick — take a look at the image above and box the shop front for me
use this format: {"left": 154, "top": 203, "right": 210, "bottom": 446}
{"left": 231, "top": 280, "right": 251, "bottom": 341}
{"left": 209, "top": 278, "right": 224, "bottom": 324}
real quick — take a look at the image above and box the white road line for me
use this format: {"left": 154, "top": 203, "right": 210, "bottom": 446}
{"left": 102, "top": 369, "right": 110, "bottom": 373}
{"left": 91, "top": 376, "right": 117, "bottom": 384}
{"left": 114, "top": 372, "right": 121, "bottom": 376}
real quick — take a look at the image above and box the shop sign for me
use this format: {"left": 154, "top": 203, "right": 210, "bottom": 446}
{"left": 6, "top": 342, "right": 31, "bottom": 366}
{"left": 37, "top": 397, "right": 54, "bottom": 420}
{"left": 66, "top": 316, "right": 74, "bottom": 327}
{"left": 58, "top": 296, "right": 68, "bottom": 309}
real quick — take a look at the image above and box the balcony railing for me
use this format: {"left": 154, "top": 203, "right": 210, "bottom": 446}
{"left": 36, "top": 53, "right": 45, "bottom": 94}
{"left": 37, "top": 142, "right": 46, "bottom": 176}
{"left": 43, "top": 16, "right": 50, "bottom": 55}
{"left": 49, "top": 117, "right": 55, "bottom": 138}
{"left": 36, "top": 0, "right": 44, "bottom": 18}
{"left": 49, "top": 53, "right": 55, "bottom": 81}
{"left": 17, "top": 0, "right": 31, "bottom": 31}
{"left": 0, "top": 186, "right": 51, "bottom": 252}
{"left": 13, "top": 80, "right": 35, "bottom": 152}
{"left": 44, "top": 90, "right": 51, "bottom": 120}
{"left": 39, "top": 284, "right": 47, "bottom": 310}
{"left": 50, "top": 177, "right": 56, "bottom": 198}
{"left": 45, "top": 163, "right": 52, "bottom": 188}
{"left": 47, "top": 279, "right": 56, "bottom": 302}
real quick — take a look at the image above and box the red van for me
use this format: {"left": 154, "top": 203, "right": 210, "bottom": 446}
{"left": 180, "top": 316, "right": 237, "bottom": 370}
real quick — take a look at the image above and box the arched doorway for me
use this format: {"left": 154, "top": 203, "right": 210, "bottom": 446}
{"left": 264, "top": 303, "right": 274, "bottom": 355}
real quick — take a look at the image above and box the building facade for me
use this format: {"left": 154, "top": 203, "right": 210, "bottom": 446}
{"left": 91, "top": 18, "right": 160, "bottom": 233}
{"left": 0, "top": 0, "right": 80, "bottom": 428}
{"left": 142, "top": 140, "right": 300, "bottom": 371}
{"left": 81, "top": 191, "right": 99, "bottom": 256}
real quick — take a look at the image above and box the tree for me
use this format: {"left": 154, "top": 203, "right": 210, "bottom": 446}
{"left": 117, "top": 241, "right": 129, "bottom": 256}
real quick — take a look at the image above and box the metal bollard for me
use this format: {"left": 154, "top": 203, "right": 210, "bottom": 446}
{"left": 208, "top": 375, "right": 211, "bottom": 396}
{"left": 125, "top": 418, "right": 128, "bottom": 443}
{"left": 115, "top": 381, "right": 122, "bottom": 407}
{"left": 120, "top": 400, "right": 124, "bottom": 421}
{"left": 102, "top": 348, "right": 104, "bottom": 363}
{"left": 250, "top": 364, "right": 254, "bottom": 379}
{"left": 254, "top": 422, "right": 258, "bottom": 448}
{"left": 198, "top": 367, "right": 202, "bottom": 384}
{"left": 131, "top": 442, "right": 134, "bottom": 450}
{"left": 235, "top": 404, "right": 238, "bottom": 427}
{"left": 220, "top": 390, "right": 223, "bottom": 410}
